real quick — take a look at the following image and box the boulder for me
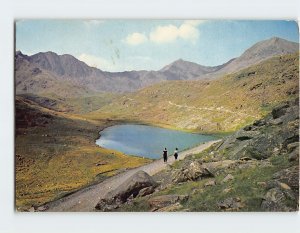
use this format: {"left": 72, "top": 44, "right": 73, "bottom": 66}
{"left": 288, "top": 150, "right": 299, "bottom": 161}
{"left": 271, "top": 103, "right": 289, "bottom": 119}
{"left": 235, "top": 130, "right": 260, "bottom": 141}
{"left": 272, "top": 166, "right": 299, "bottom": 196}
{"left": 260, "top": 187, "right": 295, "bottom": 211}
{"left": 287, "top": 142, "right": 299, "bottom": 152}
{"left": 95, "top": 171, "right": 158, "bottom": 211}
{"left": 148, "top": 194, "right": 188, "bottom": 210}
{"left": 253, "top": 119, "right": 266, "bottom": 127}
{"left": 172, "top": 161, "right": 214, "bottom": 183}
{"left": 217, "top": 197, "right": 244, "bottom": 211}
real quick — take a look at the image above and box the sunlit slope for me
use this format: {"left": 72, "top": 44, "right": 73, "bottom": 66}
{"left": 15, "top": 96, "right": 150, "bottom": 209}
{"left": 89, "top": 53, "right": 299, "bottom": 132}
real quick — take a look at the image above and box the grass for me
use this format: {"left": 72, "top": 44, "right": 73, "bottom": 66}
{"left": 86, "top": 53, "right": 298, "bottom": 133}
{"left": 15, "top": 97, "right": 151, "bottom": 210}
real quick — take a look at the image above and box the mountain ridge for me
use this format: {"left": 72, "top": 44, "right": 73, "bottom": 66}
{"left": 15, "top": 37, "right": 299, "bottom": 95}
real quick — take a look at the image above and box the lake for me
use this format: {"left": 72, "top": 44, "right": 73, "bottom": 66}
{"left": 96, "top": 124, "right": 217, "bottom": 159}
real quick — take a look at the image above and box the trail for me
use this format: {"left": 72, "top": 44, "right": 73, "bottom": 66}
{"left": 44, "top": 139, "right": 221, "bottom": 212}
{"left": 168, "top": 101, "right": 258, "bottom": 118}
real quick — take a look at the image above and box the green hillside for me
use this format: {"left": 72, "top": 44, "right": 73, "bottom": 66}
{"left": 87, "top": 53, "right": 299, "bottom": 133}
{"left": 15, "top": 96, "right": 150, "bottom": 210}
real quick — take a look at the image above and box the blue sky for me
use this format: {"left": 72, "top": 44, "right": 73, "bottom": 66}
{"left": 16, "top": 20, "right": 299, "bottom": 72}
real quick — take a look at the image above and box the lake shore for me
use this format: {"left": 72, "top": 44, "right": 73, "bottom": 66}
{"left": 95, "top": 123, "right": 218, "bottom": 159}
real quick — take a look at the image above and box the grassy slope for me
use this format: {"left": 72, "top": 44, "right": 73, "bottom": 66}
{"left": 19, "top": 92, "right": 121, "bottom": 114}
{"left": 15, "top": 96, "right": 151, "bottom": 209}
{"left": 87, "top": 53, "right": 299, "bottom": 133}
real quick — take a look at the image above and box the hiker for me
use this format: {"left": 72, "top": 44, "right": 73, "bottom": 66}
{"left": 174, "top": 147, "right": 179, "bottom": 160}
{"left": 163, "top": 148, "right": 168, "bottom": 163}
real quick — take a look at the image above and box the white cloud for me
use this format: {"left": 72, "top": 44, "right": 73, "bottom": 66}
{"left": 149, "top": 25, "right": 179, "bottom": 43}
{"left": 123, "top": 20, "right": 207, "bottom": 45}
{"left": 125, "top": 32, "right": 148, "bottom": 45}
{"left": 77, "top": 53, "right": 114, "bottom": 71}
{"left": 149, "top": 21, "right": 204, "bottom": 44}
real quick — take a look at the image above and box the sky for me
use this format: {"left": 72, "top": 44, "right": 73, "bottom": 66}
{"left": 16, "top": 20, "right": 299, "bottom": 72}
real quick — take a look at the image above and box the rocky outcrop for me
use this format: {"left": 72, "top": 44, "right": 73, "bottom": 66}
{"left": 217, "top": 197, "right": 244, "bottom": 211}
{"left": 172, "top": 161, "right": 214, "bottom": 183}
{"left": 261, "top": 165, "right": 299, "bottom": 211}
{"left": 95, "top": 171, "right": 158, "bottom": 211}
{"left": 218, "top": 98, "right": 299, "bottom": 160}
{"left": 148, "top": 194, "right": 188, "bottom": 211}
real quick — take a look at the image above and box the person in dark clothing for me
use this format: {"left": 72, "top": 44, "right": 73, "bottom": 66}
{"left": 174, "top": 147, "right": 179, "bottom": 160}
{"left": 163, "top": 148, "right": 168, "bottom": 163}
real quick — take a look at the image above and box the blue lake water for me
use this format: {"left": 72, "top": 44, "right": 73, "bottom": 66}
{"left": 96, "top": 124, "right": 217, "bottom": 159}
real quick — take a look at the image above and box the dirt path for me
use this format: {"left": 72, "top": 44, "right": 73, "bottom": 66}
{"left": 168, "top": 101, "right": 258, "bottom": 118}
{"left": 44, "top": 140, "right": 221, "bottom": 212}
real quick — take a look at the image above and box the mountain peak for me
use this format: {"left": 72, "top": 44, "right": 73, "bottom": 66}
{"left": 215, "top": 36, "right": 299, "bottom": 75}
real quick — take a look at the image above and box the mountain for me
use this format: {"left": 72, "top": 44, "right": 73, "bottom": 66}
{"left": 92, "top": 53, "right": 299, "bottom": 132}
{"left": 15, "top": 37, "right": 299, "bottom": 95}
{"left": 216, "top": 37, "right": 299, "bottom": 74}
{"left": 28, "top": 51, "right": 98, "bottom": 78}
{"left": 159, "top": 59, "right": 221, "bottom": 80}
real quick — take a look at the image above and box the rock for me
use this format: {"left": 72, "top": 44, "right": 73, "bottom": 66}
{"left": 217, "top": 197, "right": 244, "bottom": 211}
{"left": 287, "top": 142, "right": 299, "bottom": 152}
{"left": 271, "top": 103, "right": 289, "bottom": 119}
{"left": 253, "top": 119, "right": 266, "bottom": 127}
{"left": 279, "top": 182, "right": 291, "bottom": 190}
{"left": 288, "top": 149, "right": 299, "bottom": 161}
{"left": 205, "top": 180, "right": 216, "bottom": 187}
{"left": 148, "top": 195, "right": 189, "bottom": 209}
{"left": 222, "top": 174, "right": 234, "bottom": 183}
{"left": 235, "top": 130, "right": 260, "bottom": 141}
{"left": 136, "top": 186, "right": 156, "bottom": 197}
{"left": 172, "top": 161, "right": 214, "bottom": 183}
{"left": 272, "top": 166, "right": 299, "bottom": 195}
{"left": 261, "top": 188, "right": 292, "bottom": 211}
{"left": 95, "top": 171, "right": 158, "bottom": 211}
{"left": 269, "top": 118, "right": 284, "bottom": 125}
{"left": 244, "top": 134, "right": 278, "bottom": 160}
{"left": 243, "top": 125, "right": 253, "bottom": 131}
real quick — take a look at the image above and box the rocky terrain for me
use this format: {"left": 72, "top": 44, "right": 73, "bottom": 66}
{"left": 95, "top": 98, "right": 299, "bottom": 212}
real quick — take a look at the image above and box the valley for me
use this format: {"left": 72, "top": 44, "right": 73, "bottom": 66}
{"left": 15, "top": 37, "right": 299, "bottom": 211}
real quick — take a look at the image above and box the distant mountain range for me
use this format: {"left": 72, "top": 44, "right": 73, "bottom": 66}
{"left": 15, "top": 37, "right": 299, "bottom": 95}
